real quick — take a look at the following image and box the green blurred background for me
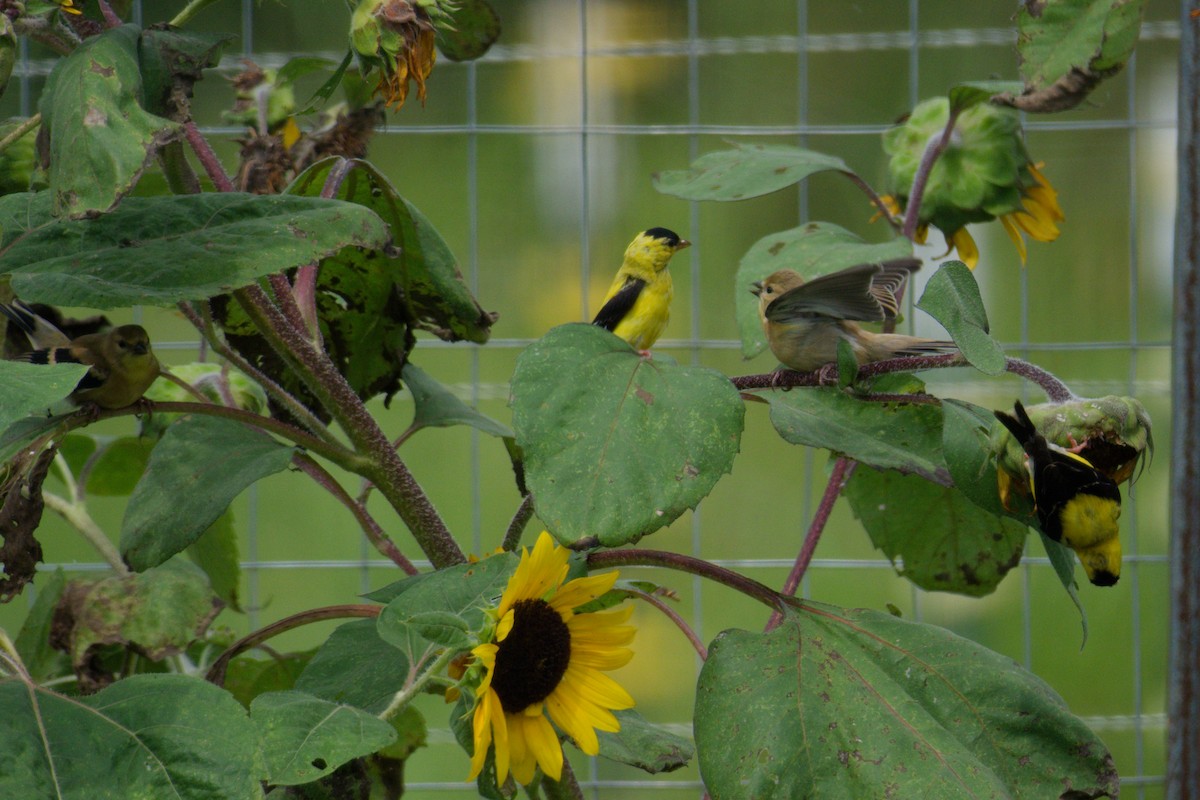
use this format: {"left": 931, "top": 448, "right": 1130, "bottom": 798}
{"left": 0, "top": 1, "right": 1179, "bottom": 797}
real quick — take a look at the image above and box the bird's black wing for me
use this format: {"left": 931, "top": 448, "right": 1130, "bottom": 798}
{"left": 592, "top": 277, "right": 646, "bottom": 332}
{"left": 14, "top": 345, "right": 105, "bottom": 391}
{"left": 766, "top": 259, "right": 919, "bottom": 323}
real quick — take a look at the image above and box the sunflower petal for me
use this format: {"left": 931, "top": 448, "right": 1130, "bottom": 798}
{"left": 948, "top": 228, "right": 979, "bottom": 269}
{"left": 999, "top": 214, "right": 1028, "bottom": 264}
{"left": 549, "top": 571, "right": 619, "bottom": 615}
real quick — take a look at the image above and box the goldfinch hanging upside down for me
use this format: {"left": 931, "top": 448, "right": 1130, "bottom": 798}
{"left": 591, "top": 227, "right": 690, "bottom": 352}
{"left": 2, "top": 299, "right": 160, "bottom": 411}
{"left": 994, "top": 400, "right": 1123, "bottom": 587}
{"left": 751, "top": 258, "right": 956, "bottom": 373}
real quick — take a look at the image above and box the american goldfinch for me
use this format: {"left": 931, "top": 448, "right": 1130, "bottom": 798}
{"left": 750, "top": 258, "right": 955, "bottom": 373}
{"left": 592, "top": 227, "right": 690, "bottom": 351}
{"left": 994, "top": 400, "right": 1122, "bottom": 587}
{"left": 2, "top": 300, "right": 160, "bottom": 410}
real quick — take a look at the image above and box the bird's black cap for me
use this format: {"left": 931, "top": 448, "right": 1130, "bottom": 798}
{"left": 644, "top": 227, "right": 683, "bottom": 246}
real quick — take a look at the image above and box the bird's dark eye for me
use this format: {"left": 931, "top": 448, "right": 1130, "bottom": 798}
{"left": 118, "top": 340, "right": 128, "bottom": 349}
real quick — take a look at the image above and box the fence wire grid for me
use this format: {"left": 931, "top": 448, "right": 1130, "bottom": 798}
{"left": 7, "top": 1, "right": 1182, "bottom": 797}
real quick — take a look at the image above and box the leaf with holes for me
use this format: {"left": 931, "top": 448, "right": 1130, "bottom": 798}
{"left": 695, "top": 603, "right": 1118, "bottom": 798}
{"left": 511, "top": 324, "right": 743, "bottom": 546}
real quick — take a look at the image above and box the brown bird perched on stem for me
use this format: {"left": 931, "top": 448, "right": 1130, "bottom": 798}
{"left": 750, "top": 258, "right": 955, "bottom": 373}
{"left": 2, "top": 299, "right": 160, "bottom": 410}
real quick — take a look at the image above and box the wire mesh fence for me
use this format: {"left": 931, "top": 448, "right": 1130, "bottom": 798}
{"left": 3, "top": 1, "right": 1178, "bottom": 796}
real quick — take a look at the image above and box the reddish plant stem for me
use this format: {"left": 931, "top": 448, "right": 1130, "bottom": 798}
{"left": 846, "top": 171, "right": 901, "bottom": 231}
{"left": 236, "top": 285, "right": 464, "bottom": 568}
{"left": 732, "top": 353, "right": 1074, "bottom": 403}
{"left": 183, "top": 120, "right": 234, "bottom": 191}
{"left": 267, "top": 272, "right": 313, "bottom": 340}
{"left": 206, "top": 604, "right": 380, "bottom": 686}
{"left": 766, "top": 457, "right": 857, "bottom": 632}
{"left": 95, "top": 0, "right": 121, "bottom": 26}
{"left": 292, "top": 452, "right": 418, "bottom": 575}
{"left": 902, "top": 106, "right": 962, "bottom": 241}
{"left": 628, "top": 588, "right": 708, "bottom": 660}
{"left": 587, "top": 549, "right": 787, "bottom": 614}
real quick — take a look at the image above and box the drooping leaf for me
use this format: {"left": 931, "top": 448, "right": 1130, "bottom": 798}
{"left": 734, "top": 223, "right": 913, "bottom": 358}
{"left": 653, "top": 142, "right": 851, "bottom": 202}
{"left": 695, "top": 605, "right": 1118, "bottom": 799}
{"left": 916, "top": 260, "right": 1005, "bottom": 375}
{"left": 121, "top": 414, "right": 295, "bottom": 571}
{"left": 1039, "top": 530, "right": 1090, "bottom": 647}
{"left": 252, "top": 690, "right": 397, "bottom": 786}
{"left": 137, "top": 28, "right": 231, "bottom": 119}
{"left": 13, "top": 568, "right": 68, "bottom": 681}
{"left": 759, "top": 387, "right": 949, "bottom": 484}
{"left": 596, "top": 709, "right": 693, "bottom": 774}
{"left": 294, "top": 619, "right": 408, "bottom": 714}
{"left": 0, "top": 673, "right": 264, "bottom": 799}
{"left": 511, "top": 324, "right": 744, "bottom": 546}
{"left": 84, "top": 435, "right": 154, "bottom": 496}
{"left": 436, "top": 0, "right": 502, "bottom": 61}
{"left": 843, "top": 467, "right": 1026, "bottom": 597}
{"left": 941, "top": 398, "right": 1008, "bottom": 515}
{"left": 187, "top": 510, "right": 242, "bottom": 612}
{"left": 995, "top": 0, "right": 1145, "bottom": 113}
{"left": 37, "top": 24, "right": 180, "bottom": 217}
{"left": 53, "top": 560, "right": 221, "bottom": 690}
{"left": 0, "top": 191, "right": 390, "bottom": 309}
{"left": 0, "top": 360, "right": 88, "bottom": 429}
{"left": 403, "top": 362, "right": 513, "bottom": 438}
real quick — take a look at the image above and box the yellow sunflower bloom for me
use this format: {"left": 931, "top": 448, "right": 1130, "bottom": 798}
{"left": 465, "top": 532, "right": 636, "bottom": 786}
{"left": 999, "top": 163, "right": 1064, "bottom": 264}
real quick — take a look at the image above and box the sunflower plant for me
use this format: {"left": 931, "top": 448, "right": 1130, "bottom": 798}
{"left": 0, "top": 1, "right": 1155, "bottom": 799}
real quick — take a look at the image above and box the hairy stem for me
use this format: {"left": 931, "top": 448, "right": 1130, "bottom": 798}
{"left": 183, "top": 120, "right": 234, "bottom": 191}
{"left": 378, "top": 647, "right": 457, "bottom": 722}
{"left": 502, "top": 495, "right": 535, "bottom": 551}
{"left": 587, "top": 549, "right": 787, "bottom": 613}
{"left": 766, "top": 457, "right": 856, "bottom": 632}
{"left": 902, "top": 106, "right": 962, "bottom": 241}
{"left": 235, "top": 285, "right": 464, "bottom": 567}
{"left": 628, "top": 588, "right": 707, "bottom": 659}
{"left": 292, "top": 453, "right": 418, "bottom": 574}
{"left": 205, "top": 604, "right": 380, "bottom": 686}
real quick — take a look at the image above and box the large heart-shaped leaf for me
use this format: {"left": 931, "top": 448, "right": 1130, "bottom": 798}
{"left": 695, "top": 604, "right": 1118, "bottom": 799}
{"left": 916, "top": 261, "right": 1005, "bottom": 375}
{"left": 511, "top": 324, "right": 743, "bottom": 546}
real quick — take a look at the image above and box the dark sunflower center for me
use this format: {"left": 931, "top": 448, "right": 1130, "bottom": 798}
{"left": 491, "top": 598, "right": 571, "bottom": 714}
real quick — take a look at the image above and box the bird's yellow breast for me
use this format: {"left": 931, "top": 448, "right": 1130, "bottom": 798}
{"left": 608, "top": 272, "right": 672, "bottom": 351}
{"left": 1058, "top": 493, "right": 1121, "bottom": 550}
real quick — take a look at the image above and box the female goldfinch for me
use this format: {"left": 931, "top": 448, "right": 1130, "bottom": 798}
{"left": 994, "top": 400, "right": 1122, "bottom": 587}
{"left": 592, "top": 227, "right": 690, "bottom": 351}
{"left": 2, "top": 300, "right": 160, "bottom": 410}
{"left": 750, "top": 258, "right": 955, "bottom": 373}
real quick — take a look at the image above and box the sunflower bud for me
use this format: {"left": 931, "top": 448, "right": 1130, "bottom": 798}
{"left": 350, "top": 0, "right": 440, "bottom": 110}
{"left": 992, "top": 395, "right": 1152, "bottom": 506}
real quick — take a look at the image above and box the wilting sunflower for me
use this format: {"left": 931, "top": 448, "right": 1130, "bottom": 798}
{"left": 463, "top": 531, "right": 635, "bottom": 785}
{"left": 881, "top": 96, "right": 1064, "bottom": 268}
{"left": 350, "top": 0, "right": 440, "bottom": 110}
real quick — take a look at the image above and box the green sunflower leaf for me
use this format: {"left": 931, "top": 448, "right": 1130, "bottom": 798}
{"left": 597, "top": 709, "right": 694, "bottom": 774}
{"left": 37, "top": 24, "right": 181, "bottom": 218}
{"left": 510, "top": 324, "right": 744, "bottom": 546}
{"left": 251, "top": 690, "right": 397, "bottom": 786}
{"left": 653, "top": 142, "right": 851, "bottom": 202}
{"left": 295, "top": 619, "right": 409, "bottom": 715}
{"left": 916, "top": 260, "right": 1005, "bottom": 375}
{"left": 0, "top": 191, "right": 390, "bottom": 309}
{"left": 757, "top": 387, "right": 948, "bottom": 484}
{"left": 0, "top": 360, "right": 88, "bottom": 429}
{"left": 695, "top": 603, "right": 1118, "bottom": 798}
{"left": 403, "top": 362, "right": 513, "bottom": 439}
{"left": 948, "top": 80, "right": 1024, "bottom": 114}
{"left": 0, "top": 673, "right": 264, "bottom": 799}
{"left": 843, "top": 467, "right": 1026, "bottom": 597}
{"left": 120, "top": 414, "right": 295, "bottom": 571}
{"left": 1039, "top": 530, "right": 1089, "bottom": 648}
{"left": 734, "top": 223, "right": 913, "bottom": 358}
